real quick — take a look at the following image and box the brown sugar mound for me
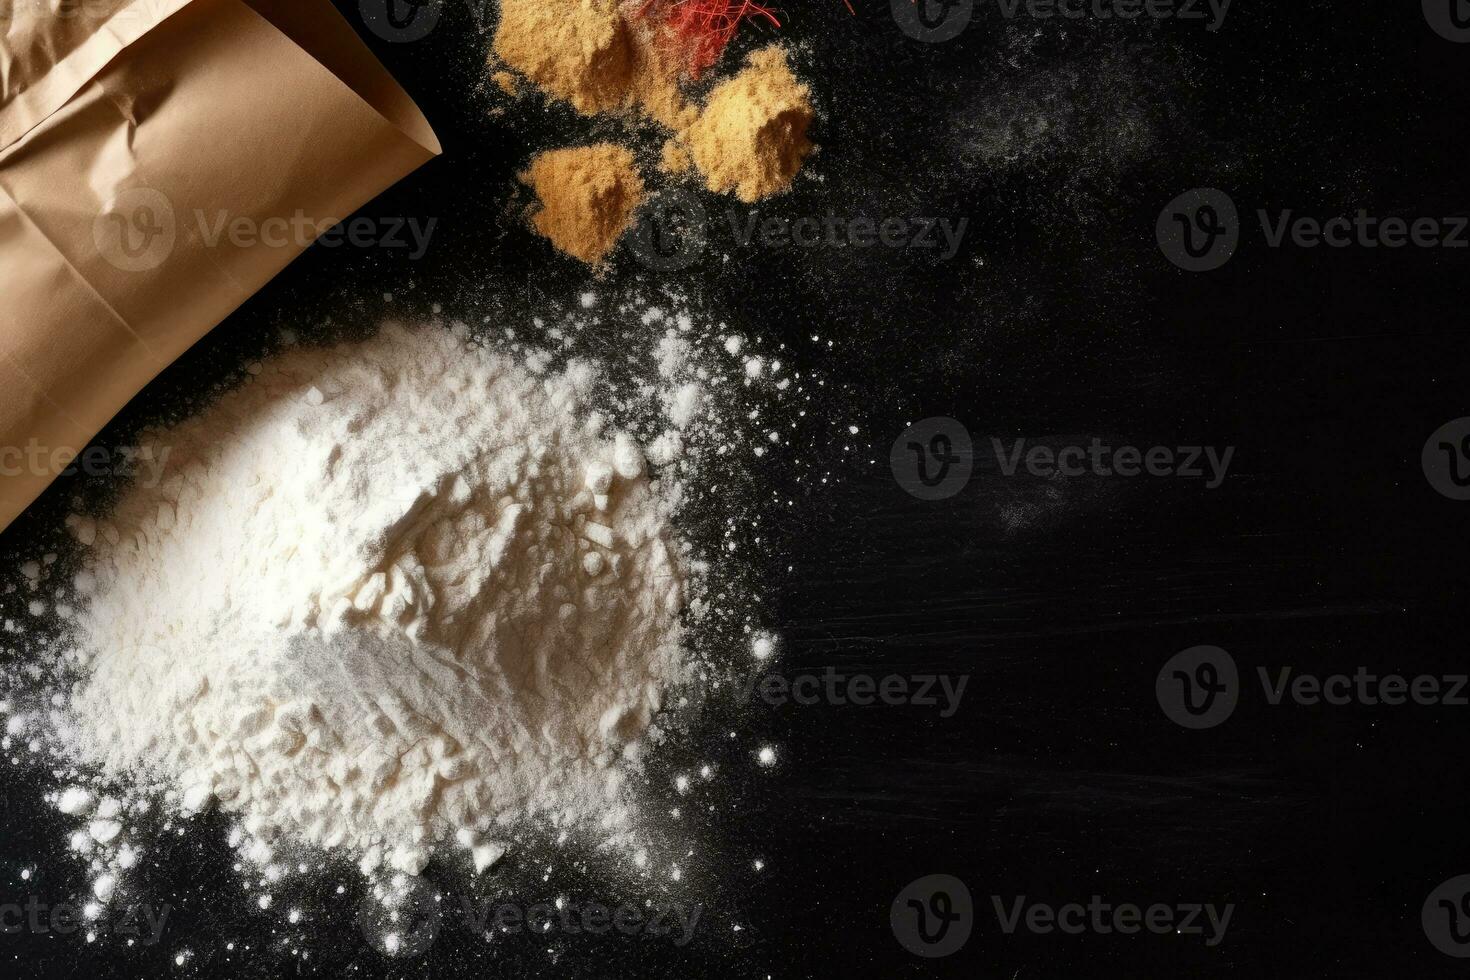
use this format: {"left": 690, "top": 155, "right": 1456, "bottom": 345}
{"left": 521, "top": 144, "right": 646, "bottom": 265}
{"left": 493, "top": 0, "right": 633, "bottom": 116}
{"left": 675, "top": 45, "right": 814, "bottom": 203}
{"left": 493, "top": 0, "right": 693, "bottom": 128}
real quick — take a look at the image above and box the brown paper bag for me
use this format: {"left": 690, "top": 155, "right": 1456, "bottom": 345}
{"left": 0, "top": 0, "right": 441, "bottom": 533}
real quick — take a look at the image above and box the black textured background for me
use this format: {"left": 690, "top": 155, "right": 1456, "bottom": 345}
{"left": 4, "top": 0, "right": 1470, "bottom": 976}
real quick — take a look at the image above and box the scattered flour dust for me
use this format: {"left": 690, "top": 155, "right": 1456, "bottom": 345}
{"left": 0, "top": 293, "right": 842, "bottom": 953}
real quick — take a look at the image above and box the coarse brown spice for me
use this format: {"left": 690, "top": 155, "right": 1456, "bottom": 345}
{"left": 673, "top": 45, "right": 814, "bottom": 203}
{"left": 495, "top": 3, "right": 816, "bottom": 263}
{"left": 521, "top": 144, "right": 646, "bottom": 265}
{"left": 493, "top": 0, "right": 692, "bottom": 128}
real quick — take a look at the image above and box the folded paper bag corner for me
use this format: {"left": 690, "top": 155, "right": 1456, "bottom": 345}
{"left": 0, "top": 0, "right": 441, "bottom": 536}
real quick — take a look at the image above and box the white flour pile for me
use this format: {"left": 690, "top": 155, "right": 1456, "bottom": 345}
{"left": 51, "top": 322, "right": 694, "bottom": 878}
{"left": 0, "top": 291, "right": 842, "bottom": 958}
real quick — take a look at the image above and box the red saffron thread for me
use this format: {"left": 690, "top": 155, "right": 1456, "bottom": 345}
{"left": 638, "top": 0, "right": 783, "bottom": 78}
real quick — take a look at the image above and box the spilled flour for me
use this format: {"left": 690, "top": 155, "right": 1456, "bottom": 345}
{"left": 53, "top": 322, "right": 699, "bottom": 877}
{"left": 0, "top": 291, "right": 854, "bottom": 963}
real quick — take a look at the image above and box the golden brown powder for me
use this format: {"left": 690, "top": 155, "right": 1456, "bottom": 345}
{"left": 495, "top": 6, "right": 817, "bottom": 264}
{"left": 492, "top": 0, "right": 692, "bottom": 127}
{"left": 493, "top": 0, "right": 634, "bottom": 116}
{"left": 674, "top": 45, "right": 815, "bottom": 203}
{"left": 521, "top": 144, "right": 646, "bottom": 266}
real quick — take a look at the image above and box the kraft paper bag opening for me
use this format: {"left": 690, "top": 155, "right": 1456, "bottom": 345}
{"left": 0, "top": 0, "right": 442, "bottom": 534}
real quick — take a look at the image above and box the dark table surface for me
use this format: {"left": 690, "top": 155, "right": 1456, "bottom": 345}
{"left": 5, "top": 0, "right": 1470, "bottom": 976}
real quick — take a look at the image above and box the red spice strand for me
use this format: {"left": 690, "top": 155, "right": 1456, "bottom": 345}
{"left": 638, "top": 0, "right": 783, "bottom": 78}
